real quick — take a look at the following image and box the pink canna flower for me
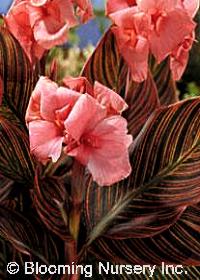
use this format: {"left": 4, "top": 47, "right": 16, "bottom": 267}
{"left": 64, "top": 94, "right": 132, "bottom": 186}
{"left": 137, "top": 0, "right": 196, "bottom": 63}
{"left": 109, "top": 8, "right": 150, "bottom": 82}
{"left": 63, "top": 76, "right": 128, "bottom": 114}
{"left": 5, "top": 0, "right": 93, "bottom": 63}
{"left": 26, "top": 76, "right": 132, "bottom": 186}
{"left": 107, "top": 0, "right": 198, "bottom": 82}
{"left": 27, "top": 0, "right": 78, "bottom": 49}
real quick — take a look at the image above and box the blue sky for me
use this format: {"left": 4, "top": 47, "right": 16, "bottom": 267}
{"left": 0, "top": 1, "right": 12, "bottom": 14}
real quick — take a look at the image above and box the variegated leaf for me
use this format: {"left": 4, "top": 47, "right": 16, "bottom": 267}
{"left": 84, "top": 98, "right": 200, "bottom": 264}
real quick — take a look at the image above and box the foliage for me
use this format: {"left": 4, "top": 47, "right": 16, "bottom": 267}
{"left": 0, "top": 2, "right": 200, "bottom": 280}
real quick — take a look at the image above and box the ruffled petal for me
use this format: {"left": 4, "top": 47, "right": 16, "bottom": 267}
{"left": 170, "top": 50, "right": 189, "bottom": 80}
{"left": 170, "top": 33, "right": 194, "bottom": 80}
{"left": 55, "top": 0, "right": 78, "bottom": 27}
{"left": 86, "top": 116, "right": 132, "bottom": 186}
{"left": 136, "top": 0, "right": 178, "bottom": 12}
{"left": 28, "top": 120, "right": 64, "bottom": 163}
{"left": 64, "top": 94, "right": 106, "bottom": 141}
{"left": 5, "top": 2, "right": 36, "bottom": 63}
{"left": 39, "top": 77, "right": 81, "bottom": 121}
{"left": 93, "top": 81, "right": 128, "bottom": 114}
{"left": 182, "top": 0, "right": 199, "bottom": 18}
{"left": 30, "top": 0, "right": 48, "bottom": 6}
{"left": 106, "top": 0, "right": 136, "bottom": 15}
{"left": 73, "top": 0, "right": 94, "bottom": 23}
{"left": 33, "top": 20, "right": 68, "bottom": 49}
{"left": 109, "top": 7, "right": 140, "bottom": 29}
{"left": 63, "top": 77, "right": 93, "bottom": 96}
{"left": 112, "top": 26, "right": 149, "bottom": 82}
{"left": 26, "top": 76, "right": 44, "bottom": 123}
{"left": 36, "top": 77, "right": 58, "bottom": 121}
{"left": 149, "top": 9, "right": 195, "bottom": 62}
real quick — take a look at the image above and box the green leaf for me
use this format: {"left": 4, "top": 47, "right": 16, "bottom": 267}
{"left": 84, "top": 98, "right": 200, "bottom": 264}
{"left": 81, "top": 28, "right": 160, "bottom": 138}
{"left": 0, "top": 26, "right": 38, "bottom": 123}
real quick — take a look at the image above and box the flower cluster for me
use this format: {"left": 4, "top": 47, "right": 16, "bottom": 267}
{"left": 26, "top": 77, "right": 132, "bottom": 186}
{"left": 5, "top": 0, "right": 93, "bottom": 63}
{"left": 106, "top": 0, "right": 199, "bottom": 82}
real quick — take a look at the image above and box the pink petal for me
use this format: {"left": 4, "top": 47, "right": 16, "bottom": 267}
{"left": 136, "top": 0, "right": 178, "bottom": 12}
{"left": 30, "top": 0, "right": 48, "bottom": 6}
{"left": 64, "top": 94, "right": 106, "bottom": 141}
{"left": 170, "top": 50, "right": 189, "bottom": 80}
{"left": 109, "top": 7, "right": 140, "bottom": 29}
{"left": 182, "top": 0, "right": 199, "bottom": 18}
{"left": 28, "top": 0, "right": 77, "bottom": 28}
{"left": 36, "top": 76, "right": 80, "bottom": 121}
{"left": 28, "top": 120, "right": 64, "bottom": 163}
{"left": 35, "top": 77, "right": 58, "bottom": 120}
{"left": 87, "top": 116, "right": 132, "bottom": 186}
{"left": 26, "top": 77, "right": 43, "bottom": 123}
{"left": 5, "top": 1, "right": 45, "bottom": 63}
{"left": 73, "top": 0, "right": 94, "bottom": 23}
{"left": 112, "top": 26, "right": 149, "bottom": 82}
{"left": 5, "top": 2, "right": 33, "bottom": 62}
{"left": 106, "top": 0, "right": 136, "bottom": 15}
{"left": 149, "top": 9, "right": 195, "bottom": 62}
{"left": 33, "top": 20, "right": 69, "bottom": 49}
{"left": 54, "top": 0, "right": 78, "bottom": 27}
{"left": 66, "top": 144, "right": 91, "bottom": 166}
{"left": 93, "top": 81, "right": 128, "bottom": 114}
{"left": 63, "top": 77, "right": 94, "bottom": 96}
{"left": 170, "top": 33, "right": 194, "bottom": 80}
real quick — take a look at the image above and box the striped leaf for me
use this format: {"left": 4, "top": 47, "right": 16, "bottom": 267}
{"left": 84, "top": 98, "right": 200, "bottom": 264}
{"left": 33, "top": 174, "right": 70, "bottom": 240}
{"left": 0, "top": 26, "right": 38, "bottom": 122}
{"left": 90, "top": 203, "right": 200, "bottom": 265}
{"left": 0, "top": 174, "right": 13, "bottom": 204}
{"left": 0, "top": 113, "right": 34, "bottom": 182}
{"left": 0, "top": 207, "right": 60, "bottom": 266}
{"left": 151, "top": 58, "right": 179, "bottom": 105}
{"left": 0, "top": 238, "right": 11, "bottom": 280}
{"left": 81, "top": 28, "right": 160, "bottom": 138}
